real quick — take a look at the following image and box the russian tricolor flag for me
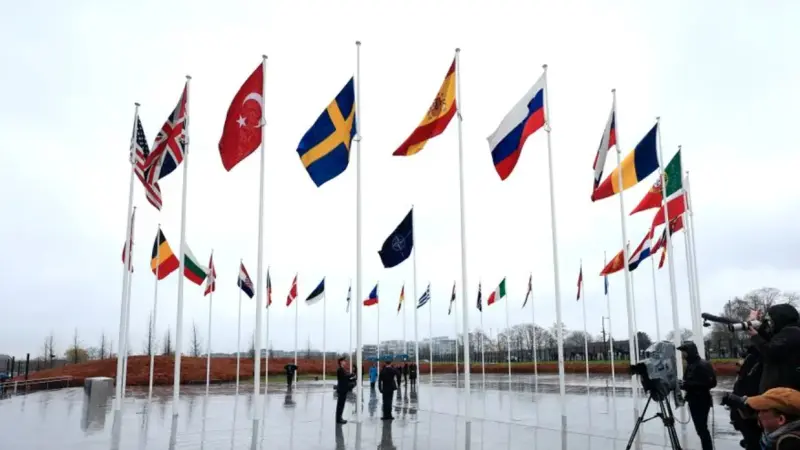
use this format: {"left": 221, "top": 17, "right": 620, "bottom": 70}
{"left": 627, "top": 231, "right": 654, "bottom": 272}
{"left": 487, "top": 72, "right": 547, "bottom": 180}
{"left": 364, "top": 284, "right": 378, "bottom": 306}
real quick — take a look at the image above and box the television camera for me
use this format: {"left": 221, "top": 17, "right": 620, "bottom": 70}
{"left": 701, "top": 313, "right": 762, "bottom": 332}
{"left": 625, "top": 341, "right": 684, "bottom": 450}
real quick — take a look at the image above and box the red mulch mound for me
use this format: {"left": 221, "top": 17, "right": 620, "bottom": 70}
{"left": 15, "top": 357, "right": 740, "bottom": 386}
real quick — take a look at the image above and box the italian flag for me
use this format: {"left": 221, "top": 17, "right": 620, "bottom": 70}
{"left": 486, "top": 278, "right": 507, "bottom": 306}
{"left": 182, "top": 244, "right": 208, "bottom": 286}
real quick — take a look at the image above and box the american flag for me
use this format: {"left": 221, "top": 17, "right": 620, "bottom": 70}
{"left": 143, "top": 83, "right": 189, "bottom": 205}
{"left": 132, "top": 117, "right": 162, "bottom": 210}
{"left": 266, "top": 268, "right": 273, "bottom": 308}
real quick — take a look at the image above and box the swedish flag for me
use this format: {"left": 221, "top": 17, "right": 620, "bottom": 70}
{"left": 297, "top": 78, "right": 357, "bottom": 187}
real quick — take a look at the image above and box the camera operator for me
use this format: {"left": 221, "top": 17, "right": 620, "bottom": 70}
{"left": 678, "top": 341, "right": 717, "bottom": 450}
{"left": 731, "top": 345, "right": 765, "bottom": 450}
{"left": 746, "top": 387, "right": 800, "bottom": 449}
{"left": 747, "top": 304, "right": 800, "bottom": 392}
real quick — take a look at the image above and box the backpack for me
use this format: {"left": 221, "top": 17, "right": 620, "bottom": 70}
{"left": 777, "top": 431, "right": 800, "bottom": 449}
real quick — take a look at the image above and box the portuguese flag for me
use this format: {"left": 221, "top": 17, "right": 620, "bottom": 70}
{"left": 181, "top": 244, "right": 208, "bottom": 286}
{"left": 151, "top": 229, "right": 179, "bottom": 280}
{"left": 486, "top": 278, "right": 507, "bottom": 306}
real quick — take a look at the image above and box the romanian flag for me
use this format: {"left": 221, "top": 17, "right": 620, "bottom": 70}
{"left": 151, "top": 229, "right": 179, "bottom": 280}
{"left": 297, "top": 78, "right": 356, "bottom": 187}
{"left": 592, "top": 123, "right": 659, "bottom": 201}
{"left": 600, "top": 249, "right": 625, "bottom": 276}
{"left": 364, "top": 284, "right": 378, "bottom": 306}
{"left": 393, "top": 59, "right": 457, "bottom": 157}
{"left": 397, "top": 285, "right": 405, "bottom": 314}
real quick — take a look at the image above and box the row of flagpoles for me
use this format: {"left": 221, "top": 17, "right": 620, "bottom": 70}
{"left": 115, "top": 41, "right": 704, "bottom": 427}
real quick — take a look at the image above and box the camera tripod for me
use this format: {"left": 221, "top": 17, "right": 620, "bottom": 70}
{"left": 625, "top": 392, "right": 682, "bottom": 450}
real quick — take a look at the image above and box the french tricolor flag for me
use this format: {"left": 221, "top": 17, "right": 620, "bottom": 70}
{"left": 487, "top": 72, "right": 547, "bottom": 180}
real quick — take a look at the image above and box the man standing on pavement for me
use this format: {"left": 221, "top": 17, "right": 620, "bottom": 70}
{"left": 378, "top": 361, "right": 397, "bottom": 420}
{"left": 678, "top": 341, "right": 717, "bottom": 450}
{"left": 335, "top": 357, "right": 351, "bottom": 424}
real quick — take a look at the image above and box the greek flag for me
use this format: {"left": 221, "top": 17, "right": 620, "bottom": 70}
{"left": 417, "top": 283, "right": 431, "bottom": 309}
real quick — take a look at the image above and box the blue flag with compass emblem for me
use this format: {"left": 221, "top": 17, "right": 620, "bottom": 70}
{"left": 378, "top": 208, "right": 414, "bottom": 268}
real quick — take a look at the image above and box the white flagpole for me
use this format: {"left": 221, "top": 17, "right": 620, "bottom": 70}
{"left": 529, "top": 283, "right": 538, "bottom": 382}
{"left": 294, "top": 281, "right": 299, "bottom": 384}
{"left": 480, "top": 292, "right": 485, "bottom": 387}
{"left": 581, "top": 263, "right": 589, "bottom": 390}
{"left": 121, "top": 207, "right": 136, "bottom": 395}
{"left": 656, "top": 117, "right": 684, "bottom": 379}
{"left": 542, "top": 64, "right": 567, "bottom": 425}
{"left": 603, "top": 251, "right": 616, "bottom": 392}
{"left": 348, "top": 284, "right": 353, "bottom": 370}
{"left": 505, "top": 286, "right": 511, "bottom": 386}
{"left": 205, "top": 250, "right": 214, "bottom": 396}
{"left": 455, "top": 48, "right": 472, "bottom": 420}
{"left": 685, "top": 172, "right": 706, "bottom": 356}
{"left": 453, "top": 287, "right": 458, "bottom": 381}
{"left": 403, "top": 285, "right": 408, "bottom": 356}
{"left": 236, "top": 259, "right": 243, "bottom": 395}
{"left": 148, "top": 223, "right": 161, "bottom": 400}
{"left": 682, "top": 212, "right": 700, "bottom": 341}
{"left": 265, "top": 268, "right": 271, "bottom": 394}
{"left": 115, "top": 102, "right": 139, "bottom": 412}
{"left": 252, "top": 54, "right": 268, "bottom": 427}
{"left": 413, "top": 207, "right": 420, "bottom": 380}
{"left": 354, "top": 40, "right": 364, "bottom": 421}
{"left": 609, "top": 89, "right": 639, "bottom": 407}
{"left": 322, "top": 285, "right": 327, "bottom": 383}
{"left": 428, "top": 286, "right": 433, "bottom": 383}
{"left": 650, "top": 253, "right": 662, "bottom": 341}
{"left": 172, "top": 75, "right": 192, "bottom": 414}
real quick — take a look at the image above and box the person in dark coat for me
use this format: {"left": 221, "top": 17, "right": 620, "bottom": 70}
{"left": 732, "top": 345, "right": 765, "bottom": 450}
{"left": 748, "top": 304, "right": 800, "bottom": 392}
{"left": 409, "top": 363, "right": 417, "bottom": 387}
{"left": 335, "top": 357, "right": 351, "bottom": 424}
{"left": 403, "top": 363, "right": 409, "bottom": 385}
{"left": 284, "top": 363, "right": 298, "bottom": 390}
{"left": 678, "top": 341, "right": 717, "bottom": 450}
{"left": 394, "top": 361, "right": 402, "bottom": 389}
{"left": 378, "top": 362, "right": 397, "bottom": 420}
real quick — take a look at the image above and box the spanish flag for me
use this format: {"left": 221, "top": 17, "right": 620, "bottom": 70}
{"left": 151, "top": 229, "right": 179, "bottom": 280}
{"left": 393, "top": 59, "right": 457, "bottom": 156}
{"left": 592, "top": 123, "right": 659, "bottom": 201}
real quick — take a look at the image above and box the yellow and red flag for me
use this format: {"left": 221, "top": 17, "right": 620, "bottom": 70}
{"left": 397, "top": 285, "right": 405, "bottom": 314}
{"left": 393, "top": 59, "right": 457, "bottom": 156}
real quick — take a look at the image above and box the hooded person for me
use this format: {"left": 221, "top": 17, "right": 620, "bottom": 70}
{"left": 733, "top": 345, "right": 767, "bottom": 450}
{"left": 678, "top": 340, "right": 717, "bottom": 450}
{"left": 746, "top": 387, "right": 800, "bottom": 449}
{"left": 748, "top": 304, "right": 800, "bottom": 392}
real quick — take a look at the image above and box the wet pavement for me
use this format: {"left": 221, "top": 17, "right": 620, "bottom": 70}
{"left": 1, "top": 374, "right": 744, "bottom": 449}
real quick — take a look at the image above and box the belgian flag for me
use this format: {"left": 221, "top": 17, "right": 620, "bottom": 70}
{"left": 151, "top": 229, "right": 179, "bottom": 280}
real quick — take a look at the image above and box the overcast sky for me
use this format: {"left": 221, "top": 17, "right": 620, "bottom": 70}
{"left": 2, "top": 1, "right": 799, "bottom": 358}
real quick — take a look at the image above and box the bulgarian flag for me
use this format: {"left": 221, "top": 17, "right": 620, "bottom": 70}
{"left": 182, "top": 244, "right": 209, "bottom": 285}
{"left": 486, "top": 278, "right": 507, "bottom": 306}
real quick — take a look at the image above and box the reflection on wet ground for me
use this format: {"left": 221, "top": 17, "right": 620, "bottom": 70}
{"left": 0, "top": 374, "right": 743, "bottom": 449}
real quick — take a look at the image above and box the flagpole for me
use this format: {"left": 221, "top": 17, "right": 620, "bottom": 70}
{"left": 172, "top": 75, "right": 192, "bottom": 414}
{"left": 354, "top": 40, "right": 364, "bottom": 421}
{"left": 650, "top": 253, "right": 662, "bottom": 341}
{"left": 682, "top": 212, "right": 700, "bottom": 342}
{"left": 121, "top": 207, "right": 136, "bottom": 395}
{"left": 428, "top": 286, "right": 433, "bottom": 383}
{"left": 455, "top": 47, "right": 472, "bottom": 420}
{"left": 148, "top": 223, "right": 161, "bottom": 401}
{"left": 403, "top": 284, "right": 408, "bottom": 356}
{"left": 603, "top": 251, "right": 616, "bottom": 392}
{"left": 236, "top": 258, "right": 243, "bottom": 395}
{"left": 529, "top": 280, "right": 538, "bottom": 383}
{"left": 542, "top": 64, "right": 567, "bottom": 425}
{"left": 378, "top": 290, "right": 381, "bottom": 362}
{"left": 656, "top": 117, "right": 684, "bottom": 379}
{"left": 505, "top": 284, "right": 511, "bottom": 387}
{"left": 581, "top": 264, "right": 589, "bottom": 391}
{"left": 294, "top": 279, "right": 298, "bottom": 384}
{"left": 685, "top": 171, "right": 706, "bottom": 356}
{"left": 322, "top": 283, "right": 327, "bottom": 383}
{"left": 609, "top": 89, "right": 639, "bottom": 408}
{"left": 453, "top": 286, "right": 458, "bottom": 381}
{"left": 479, "top": 287, "right": 485, "bottom": 387}
{"left": 265, "top": 267, "right": 271, "bottom": 394}
{"left": 252, "top": 54, "right": 268, "bottom": 428}
{"left": 115, "top": 102, "right": 139, "bottom": 412}
{"left": 412, "top": 206, "right": 420, "bottom": 381}
{"left": 348, "top": 283, "right": 353, "bottom": 370}
{"left": 205, "top": 250, "right": 214, "bottom": 396}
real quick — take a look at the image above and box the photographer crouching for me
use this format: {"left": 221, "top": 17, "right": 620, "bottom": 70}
{"left": 747, "top": 305, "right": 800, "bottom": 392}
{"left": 678, "top": 341, "right": 717, "bottom": 450}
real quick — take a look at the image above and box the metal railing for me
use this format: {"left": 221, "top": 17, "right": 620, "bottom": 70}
{"left": 0, "top": 376, "right": 74, "bottom": 395}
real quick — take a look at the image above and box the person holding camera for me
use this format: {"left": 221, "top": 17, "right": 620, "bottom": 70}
{"left": 746, "top": 387, "right": 800, "bottom": 449}
{"left": 747, "top": 304, "right": 800, "bottom": 392}
{"left": 678, "top": 341, "right": 717, "bottom": 450}
{"left": 731, "top": 345, "right": 766, "bottom": 450}
{"left": 335, "top": 357, "right": 351, "bottom": 424}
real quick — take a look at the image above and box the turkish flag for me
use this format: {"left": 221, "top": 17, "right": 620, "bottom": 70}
{"left": 219, "top": 63, "right": 264, "bottom": 171}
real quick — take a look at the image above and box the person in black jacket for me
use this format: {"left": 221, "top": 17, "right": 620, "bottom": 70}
{"left": 678, "top": 341, "right": 717, "bottom": 450}
{"left": 378, "top": 362, "right": 397, "bottom": 420}
{"left": 334, "top": 357, "right": 351, "bottom": 424}
{"left": 394, "top": 361, "right": 402, "bottom": 390}
{"left": 748, "top": 304, "right": 800, "bottom": 392}
{"left": 285, "top": 363, "right": 298, "bottom": 390}
{"left": 732, "top": 345, "right": 765, "bottom": 450}
{"left": 403, "top": 363, "right": 409, "bottom": 385}
{"left": 409, "top": 363, "right": 417, "bottom": 388}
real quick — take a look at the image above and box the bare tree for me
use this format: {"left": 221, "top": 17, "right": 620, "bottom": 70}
{"left": 162, "top": 327, "right": 173, "bottom": 356}
{"left": 144, "top": 313, "right": 155, "bottom": 356}
{"left": 248, "top": 332, "right": 256, "bottom": 358}
{"left": 665, "top": 328, "right": 693, "bottom": 343}
{"left": 109, "top": 339, "right": 114, "bottom": 358}
{"left": 565, "top": 330, "right": 593, "bottom": 348}
{"left": 66, "top": 328, "right": 83, "bottom": 364}
{"left": 190, "top": 322, "right": 202, "bottom": 357}
{"left": 99, "top": 332, "right": 108, "bottom": 360}
{"left": 41, "top": 332, "right": 56, "bottom": 367}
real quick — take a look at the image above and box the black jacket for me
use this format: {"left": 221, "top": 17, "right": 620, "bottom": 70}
{"left": 378, "top": 366, "right": 397, "bottom": 393}
{"left": 409, "top": 364, "right": 417, "bottom": 379}
{"left": 336, "top": 366, "right": 352, "bottom": 393}
{"left": 680, "top": 341, "right": 717, "bottom": 401}
{"left": 751, "top": 304, "right": 800, "bottom": 392}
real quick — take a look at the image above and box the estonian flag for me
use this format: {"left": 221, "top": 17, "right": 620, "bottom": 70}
{"left": 306, "top": 278, "right": 325, "bottom": 305}
{"left": 378, "top": 208, "right": 414, "bottom": 268}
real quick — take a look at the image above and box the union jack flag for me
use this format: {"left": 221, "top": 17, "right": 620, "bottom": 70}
{"left": 132, "top": 117, "right": 162, "bottom": 210}
{"left": 143, "top": 83, "right": 189, "bottom": 206}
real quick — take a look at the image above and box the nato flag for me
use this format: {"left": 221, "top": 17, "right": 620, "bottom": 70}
{"left": 378, "top": 208, "right": 414, "bottom": 268}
